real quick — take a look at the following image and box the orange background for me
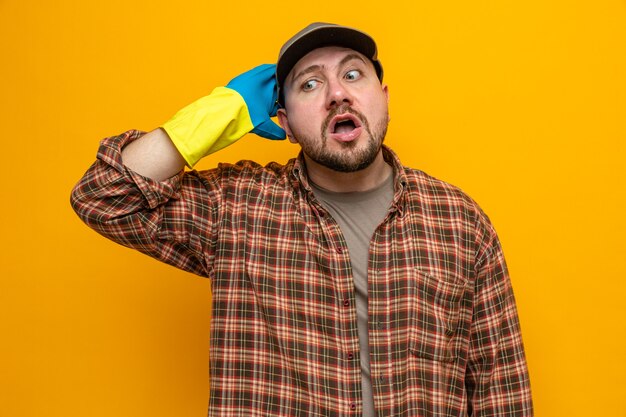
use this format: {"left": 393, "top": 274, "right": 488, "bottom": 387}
{"left": 1, "top": 1, "right": 625, "bottom": 416}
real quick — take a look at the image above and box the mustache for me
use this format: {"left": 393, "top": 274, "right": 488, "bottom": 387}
{"left": 321, "top": 105, "right": 370, "bottom": 137}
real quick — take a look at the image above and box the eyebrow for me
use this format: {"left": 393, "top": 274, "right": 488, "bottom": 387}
{"left": 289, "top": 53, "right": 368, "bottom": 87}
{"left": 338, "top": 53, "right": 367, "bottom": 68}
{"left": 290, "top": 64, "right": 323, "bottom": 86}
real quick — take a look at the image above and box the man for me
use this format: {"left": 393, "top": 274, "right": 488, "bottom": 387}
{"left": 72, "top": 23, "right": 533, "bottom": 416}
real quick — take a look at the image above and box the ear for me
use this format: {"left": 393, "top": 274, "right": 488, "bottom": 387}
{"left": 382, "top": 84, "right": 391, "bottom": 123}
{"left": 277, "top": 108, "right": 298, "bottom": 144}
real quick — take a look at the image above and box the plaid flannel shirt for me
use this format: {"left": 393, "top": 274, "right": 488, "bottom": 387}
{"left": 71, "top": 130, "right": 533, "bottom": 417}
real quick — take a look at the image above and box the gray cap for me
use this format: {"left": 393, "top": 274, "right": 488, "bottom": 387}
{"left": 276, "top": 22, "right": 383, "bottom": 105}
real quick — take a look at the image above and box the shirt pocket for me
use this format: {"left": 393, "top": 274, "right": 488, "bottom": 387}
{"left": 408, "top": 267, "right": 465, "bottom": 362}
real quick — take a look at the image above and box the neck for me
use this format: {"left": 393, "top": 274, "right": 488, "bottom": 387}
{"left": 303, "top": 151, "right": 393, "bottom": 193}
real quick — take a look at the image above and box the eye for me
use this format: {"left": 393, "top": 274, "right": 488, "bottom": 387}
{"left": 302, "top": 79, "right": 319, "bottom": 91}
{"left": 345, "top": 69, "right": 361, "bottom": 81}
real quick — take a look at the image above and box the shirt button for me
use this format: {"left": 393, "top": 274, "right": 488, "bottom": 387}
{"left": 377, "top": 321, "right": 384, "bottom": 330}
{"left": 335, "top": 246, "right": 343, "bottom": 253}
{"left": 343, "top": 299, "right": 350, "bottom": 307}
{"left": 347, "top": 352, "right": 354, "bottom": 360}
{"left": 350, "top": 403, "right": 357, "bottom": 410}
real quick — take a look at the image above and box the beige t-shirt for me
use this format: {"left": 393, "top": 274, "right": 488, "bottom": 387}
{"left": 310, "top": 173, "right": 394, "bottom": 417}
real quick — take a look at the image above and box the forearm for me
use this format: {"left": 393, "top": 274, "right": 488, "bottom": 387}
{"left": 72, "top": 131, "right": 184, "bottom": 242}
{"left": 122, "top": 64, "right": 284, "bottom": 178}
{"left": 72, "top": 64, "right": 283, "bottom": 275}
{"left": 71, "top": 130, "right": 214, "bottom": 277}
{"left": 121, "top": 128, "right": 186, "bottom": 181}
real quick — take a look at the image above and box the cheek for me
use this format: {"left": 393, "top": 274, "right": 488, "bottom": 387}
{"left": 371, "top": 93, "right": 390, "bottom": 121}
{"left": 287, "top": 108, "right": 320, "bottom": 133}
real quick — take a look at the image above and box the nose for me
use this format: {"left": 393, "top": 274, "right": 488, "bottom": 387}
{"left": 325, "top": 78, "right": 353, "bottom": 109}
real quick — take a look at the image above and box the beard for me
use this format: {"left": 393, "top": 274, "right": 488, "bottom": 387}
{"left": 293, "top": 105, "right": 389, "bottom": 173}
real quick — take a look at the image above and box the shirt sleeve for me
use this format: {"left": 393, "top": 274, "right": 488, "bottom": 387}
{"left": 70, "top": 130, "right": 220, "bottom": 278}
{"left": 465, "top": 216, "right": 534, "bottom": 416}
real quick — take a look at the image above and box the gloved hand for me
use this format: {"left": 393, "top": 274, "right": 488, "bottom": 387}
{"left": 226, "top": 63, "right": 285, "bottom": 140}
{"left": 162, "top": 64, "right": 286, "bottom": 167}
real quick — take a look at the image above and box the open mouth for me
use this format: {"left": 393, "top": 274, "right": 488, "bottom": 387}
{"left": 334, "top": 118, "right": 357, "bottom": 133}
{"left": 329, "top": 113, "right": 362, "bottom": 135}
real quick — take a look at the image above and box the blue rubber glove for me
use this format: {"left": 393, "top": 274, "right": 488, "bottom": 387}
{"left": 226, "top": 64, "right": 286, "bottom": 140}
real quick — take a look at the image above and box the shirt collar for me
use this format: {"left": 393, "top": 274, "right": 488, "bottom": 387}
{"left": 290, "top": 145, "right": 408, "bottom": 207}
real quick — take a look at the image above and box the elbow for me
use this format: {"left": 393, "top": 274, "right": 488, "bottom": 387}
{"left": 70, "top": 181, "right": 95, "bottom": 226}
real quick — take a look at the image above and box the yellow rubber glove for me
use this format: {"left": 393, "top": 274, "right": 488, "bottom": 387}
{"left": 162, "top": 64, "right": 285, "bottom": 167}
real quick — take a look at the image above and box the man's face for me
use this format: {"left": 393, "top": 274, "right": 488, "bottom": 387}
{"left": 277, "top": 46, "right": 390, "bottom": 173}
